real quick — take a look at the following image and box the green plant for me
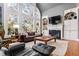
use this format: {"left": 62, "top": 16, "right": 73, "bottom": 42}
{"left": 0, "top": 22, "right": 4, "bottom": 31}
{"left": 0, "top": 22, "right": 2, "bottom": 25}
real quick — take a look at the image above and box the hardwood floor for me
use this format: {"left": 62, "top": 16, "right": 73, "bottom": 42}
{"left": 65, "top": 40, "right": 79, "bottom": 56}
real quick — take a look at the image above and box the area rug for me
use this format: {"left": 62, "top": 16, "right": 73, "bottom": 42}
{"left": 49, "top": 40, "right": 69, "bottom": 56}
{"left": 25, "top": 40, "right": 69, "bottom": 56}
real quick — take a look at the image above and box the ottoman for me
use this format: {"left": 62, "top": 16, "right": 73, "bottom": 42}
{"left": 32, "top": 43, "right": 56, "bottom": 56}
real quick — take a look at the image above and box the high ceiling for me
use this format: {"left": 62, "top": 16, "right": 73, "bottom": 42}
{"left": 36, "top": 3, "right": 63, "bottom": 13}
{"left": 36, "top": 3, "right": 77, "bottom": 13}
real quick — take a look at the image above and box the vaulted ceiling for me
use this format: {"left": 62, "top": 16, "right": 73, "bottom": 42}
{"left": 36, "top": 3, "right": 63, "bottom": 13}
{"left": 36, "top": 3, "right": 76, "bottom": 13}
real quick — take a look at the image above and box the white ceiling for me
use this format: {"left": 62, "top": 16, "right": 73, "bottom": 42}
{"left": 37, "top": 3, "right": 63, "bottom": 12}
{"left": 36, "top": 3, "right": 77, "bottom": 13}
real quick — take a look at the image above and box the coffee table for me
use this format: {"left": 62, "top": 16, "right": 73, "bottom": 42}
{"left": 34, "top": 36, "right": 56, "bottom": 45}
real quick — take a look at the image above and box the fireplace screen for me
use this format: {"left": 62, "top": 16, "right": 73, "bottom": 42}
{"left": 49, "top": 30, "right": 61, "bottom": 39}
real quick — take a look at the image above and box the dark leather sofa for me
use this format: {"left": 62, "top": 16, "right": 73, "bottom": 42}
{"left": 4, "top": 43, "right": 25, "bottom": 56}
{"left": 4, "top": 43, "right": 38, "bottom": 56}
{"left": 4, "top": 43, "right": 56, "bottom": 56}
{"left": 18, "top": 32, "right": 41, "bottom": 42}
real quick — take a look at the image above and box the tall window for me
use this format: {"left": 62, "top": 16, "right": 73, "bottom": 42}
{"left": 7, "top": 3, "right": 41, "bottom": 35}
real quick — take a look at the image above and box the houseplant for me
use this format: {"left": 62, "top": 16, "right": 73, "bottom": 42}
{"left": 0, "top": 22, "right": 5, "bottom": 39}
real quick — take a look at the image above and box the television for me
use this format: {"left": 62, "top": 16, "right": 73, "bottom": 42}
{"left": 49, "top": 15, "right": 61, "bottom": 25}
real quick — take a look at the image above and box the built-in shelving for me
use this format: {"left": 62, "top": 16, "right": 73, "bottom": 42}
{"left": 64, "top": 7, "right": 79, "bottom": 40}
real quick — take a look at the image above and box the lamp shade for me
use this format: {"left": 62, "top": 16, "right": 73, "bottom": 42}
{"left": 13, "top": 24, "right": 19, "bottom": 29}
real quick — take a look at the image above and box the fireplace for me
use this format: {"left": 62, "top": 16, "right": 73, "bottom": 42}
{"left": 49, "top": 30, "right": 61, "bottom": 39}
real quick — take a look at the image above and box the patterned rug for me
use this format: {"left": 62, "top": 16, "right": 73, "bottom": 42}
{"left": 25, "top": 40, "right": 69, "bottom": 56}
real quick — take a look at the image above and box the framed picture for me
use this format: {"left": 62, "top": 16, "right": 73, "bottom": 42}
{"left": 42, "top": 17, "right": 48, "bottom": 30}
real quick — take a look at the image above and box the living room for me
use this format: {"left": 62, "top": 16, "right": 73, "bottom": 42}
{"left": 0, "top": 3, "right": 79, "bottom": 56}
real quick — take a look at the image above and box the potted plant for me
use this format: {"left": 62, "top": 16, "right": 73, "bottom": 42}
{"left": 0, "top": 22, "right": 5, "bottom": 39}
{"left": 0, "top": 22, "right": 3, "bottom": 31}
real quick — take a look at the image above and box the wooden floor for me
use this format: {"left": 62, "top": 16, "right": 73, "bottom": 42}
{"left": 65, "top": 40, "right": 79, "bottom": 56}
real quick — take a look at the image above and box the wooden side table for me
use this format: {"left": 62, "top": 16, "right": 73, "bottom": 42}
{"left": 34, "top": 36, "right": 56, "bottom": 45}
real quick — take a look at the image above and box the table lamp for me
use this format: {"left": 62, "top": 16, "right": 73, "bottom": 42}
{"left": 13, "top": 24, "right": 19, "bottom": 35}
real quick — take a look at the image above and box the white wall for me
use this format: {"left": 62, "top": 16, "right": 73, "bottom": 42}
{"left": 42, "top": 3, "right": 77, "bottom": 39}
{"left": 3, "top": 4, "right": 9, "bottom": 37}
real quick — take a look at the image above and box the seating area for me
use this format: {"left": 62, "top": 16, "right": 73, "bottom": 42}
{"left": 0, "top": 3, "right": 79, "bottom": 56}
{"left": 1, "top": 42, "right": 56, "bottom": 56}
